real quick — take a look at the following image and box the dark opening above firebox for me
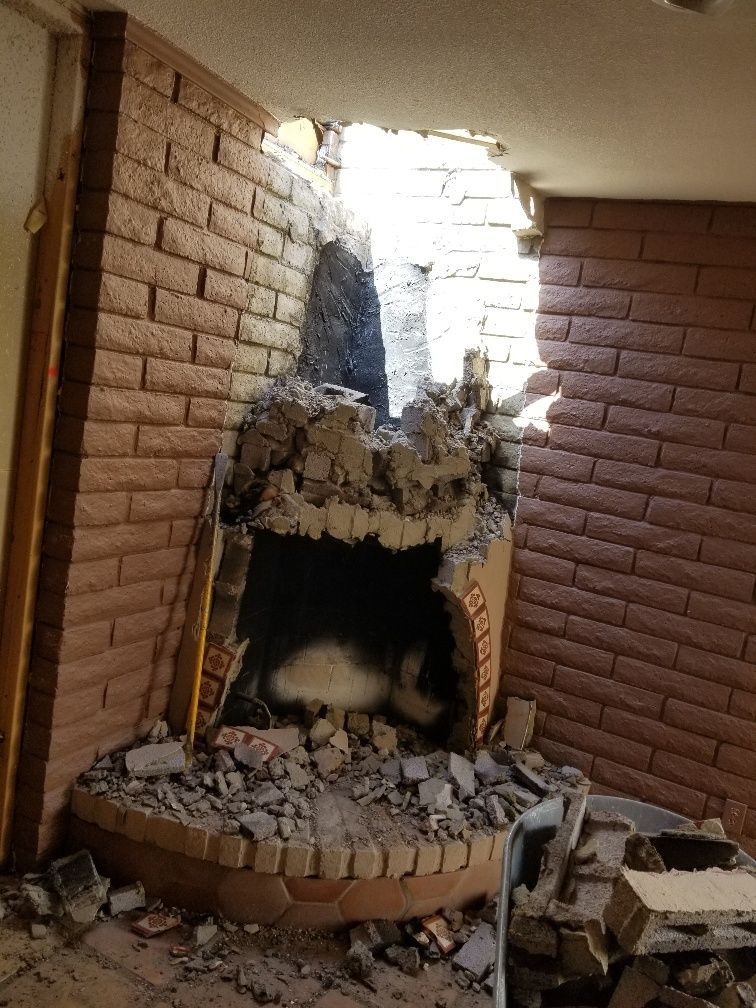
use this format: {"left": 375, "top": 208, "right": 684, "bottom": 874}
{"left": 222, "top": 530, "right": 456, "bottom": 741}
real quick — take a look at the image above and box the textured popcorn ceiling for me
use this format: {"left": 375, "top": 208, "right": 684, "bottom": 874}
{"left": 99, "top": 0, "right": 756, "bottom": 200}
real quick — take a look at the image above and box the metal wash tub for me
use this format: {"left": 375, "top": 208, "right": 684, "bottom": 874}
{"left": 493, "top": 795, "right": 756, "bottom": 1008}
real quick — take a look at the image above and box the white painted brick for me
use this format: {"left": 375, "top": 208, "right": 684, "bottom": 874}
{"left": 230, "top": 371, "right": 273, "bottom": 402}
{"left": 267, "top": 348, "right": 296, "bottom": 377}
{"left": 247, "top": 284, "right": 276, "bottom": 317}
{"left": 239, "top": 314, "right": 301, "bottom": 354}
{"left": 235, "top": 343, "right": 268, "bottom": 374}
{"left": 275, "top": 292, "right": 306, "bottom": 327}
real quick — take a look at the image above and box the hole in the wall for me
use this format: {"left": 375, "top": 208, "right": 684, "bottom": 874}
{"left": 223, "top": 530, "right": 457, "bottom": 743}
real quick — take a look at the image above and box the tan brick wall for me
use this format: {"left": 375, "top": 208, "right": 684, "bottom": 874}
{"left": 498, "top": 198, "right": 756, "bottom": 856}
{"left": 13, "top": 18, "right": 340, "bottom": 865}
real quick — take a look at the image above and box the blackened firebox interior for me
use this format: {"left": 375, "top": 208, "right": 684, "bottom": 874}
{"left": 223, "top": 531, "right": 457, "bottom": 741}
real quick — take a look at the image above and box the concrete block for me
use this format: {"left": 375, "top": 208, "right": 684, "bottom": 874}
{"left": 124, "top": 740, "right": 186, "bottom": 778}
{"left": 452, "top": 922, "right": 496, "bottom": 982}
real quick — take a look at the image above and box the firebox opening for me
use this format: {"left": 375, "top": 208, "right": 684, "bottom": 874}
{"left": 222, "top": 530, "right": 457, "bottom": 743}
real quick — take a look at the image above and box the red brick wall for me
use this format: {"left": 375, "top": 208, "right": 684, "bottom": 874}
{"left": 13, "top": 19, "right": 318, "bottom": 866}
{"left": 501, "top": 198, "right": 756, "bottom": 854}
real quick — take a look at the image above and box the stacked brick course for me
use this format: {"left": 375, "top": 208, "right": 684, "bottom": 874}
{"left": 500, "top": 199, "right": 756, "bottom": 854}
{"left": 14, "top": 18, "right": 333, "bottom": 865}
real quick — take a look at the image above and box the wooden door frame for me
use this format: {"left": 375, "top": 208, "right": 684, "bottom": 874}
{"left": 0, "top": 0, "right": 89, "bottom": 865}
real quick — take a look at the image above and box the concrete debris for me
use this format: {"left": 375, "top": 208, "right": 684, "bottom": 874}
{"left": 193, "top": 921, "right": 218, "bottom": 947}
{"left": 349, "top": 919, "right": 402, "bottom": 953}
{"left": 344, "top": 940, "right": 374, "bottom": 979}
{"left": 239, "top": 811, "right": 278, "bottom": 841}
{"left": 384, "top": 944, "right": 421, "bottom": 976}
{"left": 448, "top": 752, "right": 476, "bottom": 799}
{"left": 30, "top": 921, "right": 48, "bottom": 939}
{"left": 108, "top": 881, "right": 146, "bottom": 915}
{"left": 502, "top": 696, "right": 536, "bottom": 750}
{"left": 124, "top": 740, "right": 185, "bottom": 778}
{"left": 508, "top": 797, "right": 756, "bottom": 1008}
{"left": 49, "top": 850, "right": 109, "bottom": 924}
{"left": 400, "top": 755, "right": 429, "bottom": 784}
{"left": 132, "top": 911, "right": 182, "bottom": 937}
{"left": 451, "top": 922, "right": 496, "bottom": 982}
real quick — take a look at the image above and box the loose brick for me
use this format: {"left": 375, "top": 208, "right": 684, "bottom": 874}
{"left": 71, "top": 270, "right": 149, "bottom": 318}
{"left": 630, "top": 291, "right": 751, "bottom": 330}
{"left": 519, "top": 577, "right": 625, "bottom": 625}
{"left": 687, "top": 592, "right": 756, "bottom": 634}
{"left": 661, "top": 442, "right": 756, "bottom": 485}
{"left": 587, "top": 512, "right": 699, "bottom": 559}
{"left": 130, "top": 488, "right": 204, "bottom": 522}
{"left": 648, "top": 497, "right": 756, "bottom": 545}
{"left": 591, "top": 202, "right": 712, "bottom": 233}
{"left": 120, "top": 546, "right": 193, "bottom": 586}
{"left": 626, "top": 604, "right": 743, "bottom": 658}
{"left": 137, "top": 425, "right": 221, "bottom": 458}
{"left": 593, "top": 458, "right": 710, "bottom": 503}
{"left": 652, "top": 751, "right": 756, "bottom": 809}
{"left": 635, "top": 551, "right": 755, "bottom": 603}
{"left": 592, "top": 759, "right": 706, "bottom": 820}
{"left": 642, "top": 232, "right": 756, "bottom": 270}
{"left": 167, "top": 145, "right": 255, "bottom": 213}
{"left": 145, "top": 358, "right": 230, "bottom": 399}
{"left": 539, "top": 284, "right": 630, "bottom": 319}
{"left": 154, "top": 290, "right": 238, "bottom": 338}
{"left": 513, "top": 548, "right": 575, "bottom": 586}
{"left": 177, "top": 78, "right": 262, "bottom": 146}
{"left": 161, "top": 218, "right": 247, "bottom": 276}
{"left": 515, "top": 497, "right": 586, "bottom": 534}
{"left": 545, "top": 715, "right": 651, "bottom": 771}
{"left": 606, "top": 404, "right": 724, "bottom": 450}
{"left": 509, "top": 625, "right": 614, "bottom": 677}
{"left": 78, "top": 191, "right": 159, "bottom": 246}
{"left": 574, "top": 565, "right": 688, "bottom": 615}
{"left": 542, "top": 227, "right": 642, "bottom": 259}
{"left": 560, "top": 372, "right": 673, "bottom": 412}
{"left": 567, "top": 316, "right": 684, "bottom": 354}
{"left": 614, "top": 656, "right": 730, "bottom": 712}
{"left": 566, "top": 614, "right": 677, "bottom": 668}
{"left": 64, "top": 345, "right": 143, "bottom": 390}
{"left": 601, "top": 708, "right": 716, "bottom": 764}
{"left": 110, "top": 153, "right": 210, "bottom": 228}
{"left": 67, "top": 310, "right": 193, "bottom": 362}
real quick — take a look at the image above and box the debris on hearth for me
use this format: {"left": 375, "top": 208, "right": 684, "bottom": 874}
{"left": 507, "top": 790, "right": 756, "bottom": 1008}
{"left": 74, "top": 710, "right": 588, "bottom": 851}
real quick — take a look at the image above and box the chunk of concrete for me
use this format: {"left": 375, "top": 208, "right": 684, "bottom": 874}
{"left": 312, "top": 746, "right": 345, "bottom": 776}
{"left": 233, "top": 743, "right": 264, "bottom": 770}
{"left": 448, "top": 752, "right": 476, "bottom": 799}
{"left": 49, "top": 850, "right": 109, "bottom": 924}
{"left": 385, "top": 944, "right": 421, "bottom": 976}
{"left": 473, "top": 750, "right": 509, "bottom": 786}
{"left": 329, "top": 729, "right": 350, "bottom": 753}
{"left": 239, "top": 811, "right": 278, "bottom": 841}
{"left": 108, "top": 881, "right": 146, "bottom": 916}
{"left": 310, "top": 718, "right": 336, "bottom": 748}
{"left": 349, "top": 919, "right": 402, "bottom": 953}
{"left": 400, "top": 755, "right": 429, "bottom": 784}
{"left": 418, "top": 778, "right": 453, "bottom": 810}
{"left": 606, "top": 868, "right": 756, "bottom": 955}
{"left": 125, "top": 740, "right": 185, "bottom": 778}
{"left": 607, "top": 965, "right": 662, "bottom": 1008}
{"left": 347, "top": 712, "right": 371, "bottom": 737}
{"left": 452, "top": 922, "right": 496, "bottom": 982}
{"left": 372, "top": 722, "right": 398, "bottom": 752}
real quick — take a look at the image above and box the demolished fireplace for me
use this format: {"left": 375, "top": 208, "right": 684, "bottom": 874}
{"left": 168, "top": 350, "right": 514, "bottom": 753}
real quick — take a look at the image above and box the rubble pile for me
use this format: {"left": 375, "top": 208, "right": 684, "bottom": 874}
{"left": 223, "top": 349, "right": 509, "bottom": 552}
{"left": 75, "top": 709, "right": 588, "bottom": 850}
{"left": 508, "top": 791, "right": 756, "bottom": 1008}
